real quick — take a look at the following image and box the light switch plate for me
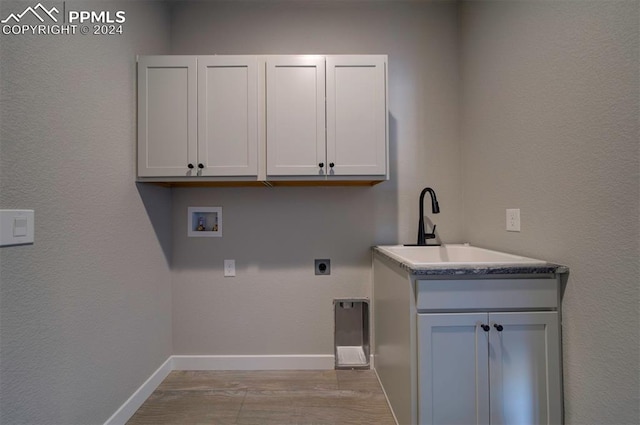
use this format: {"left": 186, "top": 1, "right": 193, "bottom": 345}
{"left": 0, "top": 210, "right": 34, "bottom": 246}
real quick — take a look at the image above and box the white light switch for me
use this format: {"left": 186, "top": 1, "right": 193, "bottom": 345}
{"left": 224, "top": 259, "right": 236, "bottom": 277}
{"left": 0, "top": 210, "right": 34, "bottom": 246}
{"left": 13, "top": 217, "right": 28, "bottom": 237}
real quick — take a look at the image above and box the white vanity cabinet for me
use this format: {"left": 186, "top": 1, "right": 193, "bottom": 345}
{"left": 418, "top": 282, "right": 564, "bottom": 425}
{"left": 137, "top": 55, "right": 258, "bottom": 178}
{"left": 372, "top": 253, "right": 566, "bottom": 425}
{"left": 418, "top": 311, "right": 562, "bottom": 425}
{"left": 266, "top": 55, "right": 388, "bottom": 180}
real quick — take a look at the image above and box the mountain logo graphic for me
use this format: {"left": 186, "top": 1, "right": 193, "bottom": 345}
{"left": 1, "top": 3, "right": 59, "bottom": 24}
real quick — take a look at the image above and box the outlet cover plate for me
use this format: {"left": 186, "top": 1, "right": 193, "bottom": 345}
{"left": 315, "top": 259, "right": 331, "bottom": 275}
{"left": 224, "top": 259, "right": 236, "bottom": 277}
{"left": 506, "top": 209, "right": 521, "bottom": 232}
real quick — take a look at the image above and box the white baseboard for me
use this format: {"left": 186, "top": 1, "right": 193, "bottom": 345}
{"left": 373, "top": 365, "right": 399, "bottom": 425}
{"left": 104, "top": 354, "right": 336, "bottom": 425}
{"left": 172, "top": 354, "right": 335, "bottom": 370}
{"left": 104, "top": 356, "right": 173, "bottom": 425}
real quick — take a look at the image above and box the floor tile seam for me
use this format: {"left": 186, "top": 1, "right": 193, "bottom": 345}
{"left": 234, "top": 388, "right": 249, "bottom": 424}
{"left": 241, "top": 388, "right": 381, "bottom": 396}
{"left": 150, "top": 388, "right": 249, "bottom": 394}
{"left": 293, "top": 399, "right": 395, "bottom": 409}
{"left": 239, "top": 390, "right": 390, "bottom": 411}
{"left": 336, "top": 385, "right": 385, "bottom": 392}
{"left": 277, "top": 404, "right": 395, "bottom": 425}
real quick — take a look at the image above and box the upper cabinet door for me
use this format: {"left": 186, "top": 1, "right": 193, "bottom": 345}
{"left": 266, "top": 56, "right": 326, "bottom": 176}
{"left": 198, "top": 56, "right": 258, "bottom": 177}
{"left": 326, "top": 55, "right": 387, "bottom": 176}
{"left": 138, "top": 56, "right": 197, "bottom": 177}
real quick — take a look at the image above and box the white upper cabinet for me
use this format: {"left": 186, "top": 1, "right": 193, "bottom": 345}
{"left": 326, "top": 55, "right": 387, "bottom": 176}
{"left": 266, "top": 55, "right": 388, "bottom": 180}
{"left": 266, "top": 55, "right": 326, "bottom": 177}
{"left": 138, "top": 55, "right": 258, "bottom": 179}
{"left": 198, "top": 56, "right": 258, "bottom": 177}
{"left": 138, "top": 54, "right": 388, "bottom": 184}
{"left": 138, "top": 56, "right": 197, "bottom": 177}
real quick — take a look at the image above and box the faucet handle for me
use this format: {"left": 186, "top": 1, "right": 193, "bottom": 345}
{"left": 425, "top": 224, "right": 437, "bottom": 239}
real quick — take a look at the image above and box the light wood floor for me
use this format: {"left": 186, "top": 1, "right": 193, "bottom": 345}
{"left": 127, "top": 370, "right": 396, "bottom": 425}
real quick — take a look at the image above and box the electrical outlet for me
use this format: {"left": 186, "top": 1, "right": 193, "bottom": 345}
{"left": 506, "top": 209, "right": 521, "bottom": 232}
{"left": 315, "top": 259, "right": 331, "bottom": 275}
{"left": 224, "top": 259, "right": 236, "bottom": 277}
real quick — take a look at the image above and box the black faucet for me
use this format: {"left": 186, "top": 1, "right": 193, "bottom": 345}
{"left": 417, "top": 187, "right": 440, "bottom": 246}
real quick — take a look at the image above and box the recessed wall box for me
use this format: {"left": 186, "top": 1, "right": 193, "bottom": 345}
{"left": 334, "top": 298, "right": 370, "bottom": 369}
{"left": 188, "top": 207, "right": 222, "bottom": 237}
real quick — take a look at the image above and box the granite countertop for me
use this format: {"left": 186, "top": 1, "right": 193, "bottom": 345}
{"left": 373, "top": 246, "right": 569, "bottom": 276}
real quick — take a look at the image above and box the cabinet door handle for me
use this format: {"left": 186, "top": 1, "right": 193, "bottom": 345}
{"left": 493, "top": 324, "right": 504, "bottom": 332}
{"left": 481, "top": 324, "right": 490, "bottom": 332}
{"left": 187, "top": 163, "right": 194, "bottom": 169}
{"left": 198, "top": 163, "right": 204, "bottom": 169}
{"left": 329, "top": 162, "right": 335, "bottom": 168}
{"left": 319, "top": 163, "right": 324, "bottom": 169}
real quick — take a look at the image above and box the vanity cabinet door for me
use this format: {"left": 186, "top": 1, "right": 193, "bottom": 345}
{"left": 418, "top": 313, "right": 490, "bottom": 425}
{"left": 326, "top": 55, "right": 387, "bottom": 177}
{"left": 266, "top": 56, "right": 326, "bottom": 176}
{"left": 138, "top": 56, "right": 198, "bottom": 177}
{"left": 197, "top": 56, "right": 258, "bottom": 177}
{"left": 488, "top": 312, "right": 562, "bottom": 425}
{"left": 418, "top": 311, "right": 562, "bottom": 425}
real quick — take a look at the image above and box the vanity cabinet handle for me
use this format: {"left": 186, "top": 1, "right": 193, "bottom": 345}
{"left": 198, "top": 163, "right": 204, "bottom": 169}
{"left": 329, "top": 162, "right": 335, "bottom": 168}
{"left": 188, "top": 163, "right": 194, "bottom": 169}
{"left": 319, "top": 163, "right": 324, "bottom": 169}
{"left": 493, "top": 324, "right": 504, "bottom": 332}
{"left": 481, "top": 324, "right": 490, "bottom": 332}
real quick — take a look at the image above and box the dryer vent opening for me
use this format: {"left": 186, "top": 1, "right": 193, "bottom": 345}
{"left": 334, "top": 299, "right": 370, "bottom": 369}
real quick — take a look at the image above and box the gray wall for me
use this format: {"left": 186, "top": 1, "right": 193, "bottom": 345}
{"left": 460, "top": 1, "right": 639, "bottom": 424}
{"left": 0, "top": 2, "right": 173, "bottom": 424}
{"left": 1, "top": 1, "right": 638, "bottom": 424}
{"left": 168, "top": 0, "right": 463, "bottom": 355}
